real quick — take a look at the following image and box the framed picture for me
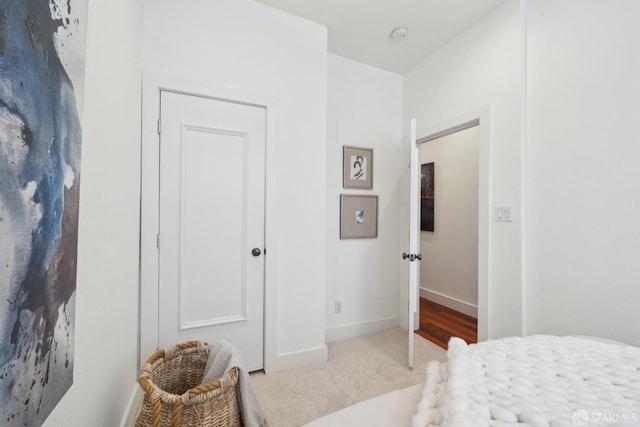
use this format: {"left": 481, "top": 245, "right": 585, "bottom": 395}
{"left": 343, "top": 146, "right": 373, "bottom": 189}
{"left": 340, "top": 195, "right": 378, "bottom": 239}
{"left": 421, "top": 162, "right": 435, "bottom": 231}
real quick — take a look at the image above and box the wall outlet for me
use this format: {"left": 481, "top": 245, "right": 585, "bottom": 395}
{"left": 334, "top": 301, "right": 342, "bottom": 314}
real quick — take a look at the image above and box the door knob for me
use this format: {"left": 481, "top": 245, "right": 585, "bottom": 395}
{"left": 251, "top": 248, "right": 262, "bottom": 257}
{"left": 402, "top": 252, "right": 422, "bottom": 261}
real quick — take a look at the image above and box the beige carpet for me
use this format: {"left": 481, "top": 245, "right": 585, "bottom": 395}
{"left": 249, "top": 328, "right": 446, "bottom": 427}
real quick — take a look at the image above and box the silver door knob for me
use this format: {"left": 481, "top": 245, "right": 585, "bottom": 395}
{"left": 252, "top": 248, "right": 262, "bottom": 257}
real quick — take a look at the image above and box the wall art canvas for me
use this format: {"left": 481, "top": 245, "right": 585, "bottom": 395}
{"left": 343, "top": 146, "right": 373, "bottom": 189}
{"left": 421, "top": 162, "right": 435, "bottom": 232}
{"left": 0, "top": 1, "right": 89, "bottom": 425}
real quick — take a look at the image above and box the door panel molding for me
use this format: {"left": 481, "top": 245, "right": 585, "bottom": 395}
{"left": 177, "top": 124, "right": 248, "bottom": 332}
{"left": 181, "top": 315, "right": 247, "bottom": 331}
{"left": 182, "top": 124, "right": 247, "bottom": 140}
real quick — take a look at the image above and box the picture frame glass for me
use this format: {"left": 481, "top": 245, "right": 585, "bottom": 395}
{"left": 343, "top": 146, "right": 373, "bottom": 189}
{"left": 340, "top": 195, "right": 378, "bottom": 239}
{"left": 421, "top": 162, "right": 435, "bottom": 232}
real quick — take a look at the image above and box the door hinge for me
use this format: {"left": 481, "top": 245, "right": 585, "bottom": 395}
{"left": 157, "top": 118, "right": 161, "bottom": 135}
{"left": 156, "top": 233, "right": 160, "bottom": 250}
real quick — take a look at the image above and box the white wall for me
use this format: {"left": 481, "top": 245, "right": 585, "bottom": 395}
{"left": 525, "top": 0, "right": 640, "bottom": 345}
{"left": 403, "top": 0, "right": 522, "bottom": 339}
{"left": 43, "top": 0, "right": 142, "bottom": 425}
{"left": 420, "top": 126, "right": 479, "bottom": 317}
{"left": 325, "top": 54, "right": 403, "bottom": 341}
{"left": 142, "top": 0, "right": 328, "bottom": 370}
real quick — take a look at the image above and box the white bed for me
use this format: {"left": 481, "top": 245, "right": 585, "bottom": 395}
{"left": 305, "top": 335, "right": 640, "bottom": 427}
{"left": 304, "top": 383, "right": 423, "bottom": 427}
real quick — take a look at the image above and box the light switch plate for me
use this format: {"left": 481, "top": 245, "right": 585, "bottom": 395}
{"left": 495, "top": 205, "right": 512, "bottom": 222}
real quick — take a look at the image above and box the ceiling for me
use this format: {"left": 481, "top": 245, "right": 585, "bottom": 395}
{"left": 254, "top": 0, "right": 507, "bottom": 74}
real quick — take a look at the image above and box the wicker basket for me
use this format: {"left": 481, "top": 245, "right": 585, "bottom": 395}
{"left": 135, "top": 341, "right": 241, "bottom": 427}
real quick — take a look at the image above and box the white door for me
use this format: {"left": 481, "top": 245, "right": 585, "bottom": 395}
{"left": 158, "top": 90, "right": 266, "bottom": 372}
{"left": 406, "top": 118, "right": 421, "bottom": 368}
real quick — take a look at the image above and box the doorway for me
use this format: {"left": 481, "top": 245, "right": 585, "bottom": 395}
{"left": 406, "top": 109, "right": 490, "bottom": 356}
{"left": 416, "top": 124, "right": 479, "bottom": 348}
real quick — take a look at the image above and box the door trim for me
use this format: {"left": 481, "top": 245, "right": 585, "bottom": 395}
{"left": 415, "top": 106, "right": 491, "bottom": 342}
{"left": 139, "top": 72, "right": 279, "bottom": 369}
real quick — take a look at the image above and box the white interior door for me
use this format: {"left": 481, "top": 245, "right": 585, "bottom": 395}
{"left": 406, "top": 118, "right": 421, "bottom": 368}
{"left": 158, "top": 90, "right": 265, "bottom": 372}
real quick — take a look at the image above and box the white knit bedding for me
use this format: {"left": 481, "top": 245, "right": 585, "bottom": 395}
{"left": 413, "top": 336, "right": 640, "bottom": 427}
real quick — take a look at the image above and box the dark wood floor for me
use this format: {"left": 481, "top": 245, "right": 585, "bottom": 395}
{"left": 415, "top": 298, "right": 477, "bottom": 349}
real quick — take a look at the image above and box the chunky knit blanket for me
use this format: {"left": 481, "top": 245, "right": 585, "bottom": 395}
{"left": 413, "top": 336, "right": 640, "bottom": 427}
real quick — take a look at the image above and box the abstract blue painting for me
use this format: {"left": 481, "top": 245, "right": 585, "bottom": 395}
{"left": 0, "top": 1, "right": 88, "bottom": 425}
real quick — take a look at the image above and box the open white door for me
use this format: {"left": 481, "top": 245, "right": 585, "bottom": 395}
{"left": 405, "top": 118, "right": 421, "bottom": 368}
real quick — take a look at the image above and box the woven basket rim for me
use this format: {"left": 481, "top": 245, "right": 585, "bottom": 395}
{"left": 138, "top": 340, "right": 239, "bottom": 404}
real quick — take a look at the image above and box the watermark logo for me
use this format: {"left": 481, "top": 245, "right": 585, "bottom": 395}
{"left": 573, "top": 409, "right": 590, "bottom": 426}
{"left": 573, "top": 409, "right": 640, "bottom": 425}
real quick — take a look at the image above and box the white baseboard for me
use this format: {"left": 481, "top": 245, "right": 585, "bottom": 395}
{"left": 420, "top": 288, "right": 477, "bottom": 318}
{"left": 266, "top": 344, "right": 328, "bottom": 373}
{"left": 325, "top": 317, "right": 399, "bottom": 343}
{"left": 120, "top": 384, "right": 143, "bottom": 427}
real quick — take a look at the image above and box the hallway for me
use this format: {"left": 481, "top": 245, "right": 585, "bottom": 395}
{"left": 415, "top": 298, "right": 477, "bottom": 349}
